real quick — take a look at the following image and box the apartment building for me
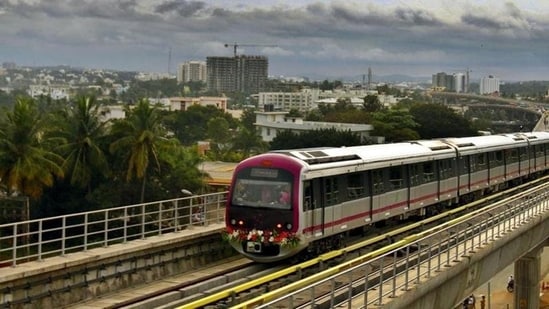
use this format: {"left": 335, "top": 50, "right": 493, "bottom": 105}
{"left": 177, "top": 61, "right": 207, "bottom": 84}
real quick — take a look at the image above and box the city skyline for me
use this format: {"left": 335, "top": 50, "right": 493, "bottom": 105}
{"left": 2, "top": 0, "right": 549, "bottom": 81}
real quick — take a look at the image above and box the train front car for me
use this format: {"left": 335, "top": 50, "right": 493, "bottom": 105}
{"left": 224, "top": 153, "right": 307, "bottom": 262}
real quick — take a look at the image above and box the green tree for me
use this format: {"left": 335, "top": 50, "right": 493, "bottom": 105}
{"left": 371, "top": 108, "right": 419, "bottom": 142}
{"left": 109, "top": 99, "right": 178, "bottom": 203}
{"left": 0, "top": 97, "right": 64, "bottom": 198}
{"left": 409, "top": 103, "right": 478, "bottom": 139}
{"left": 232, "top": 127, "right": 267, "bottom": 159}
{"left": 54, "top": 96, "right": 110, "bottom": 193}
{"left": 207, "top": 117, "right": 232, "bottom": 160}
{"left": 240, "top": 108, "right": 257, "bottom": 131}
{"left": 363, "top": 95, "right": 384, "bottom": 113}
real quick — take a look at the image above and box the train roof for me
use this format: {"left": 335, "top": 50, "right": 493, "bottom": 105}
{"left": 279, "top": 139, "right": 456, "bottom": 170}
{"left": 442, "top": 134, "right": 528, "bottom": 154}
{"left": 513, "top": 131, "right": 549, "bottom": 144}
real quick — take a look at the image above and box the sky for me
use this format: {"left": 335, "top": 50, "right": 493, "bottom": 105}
{"left": 2, "top": 0, "right": 549, "bottom": 82}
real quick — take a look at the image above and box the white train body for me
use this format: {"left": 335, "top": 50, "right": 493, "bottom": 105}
{"left": 225, "top": 132, "right": 549, "bottom": 262}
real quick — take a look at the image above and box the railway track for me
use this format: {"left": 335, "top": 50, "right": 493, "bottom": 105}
{"left": 85, "top": 177, "right": 547, "bottom": 309}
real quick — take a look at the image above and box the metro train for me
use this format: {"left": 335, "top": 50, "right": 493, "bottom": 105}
{"left": 223, "top": 132, "right": 549, "bottom": 262}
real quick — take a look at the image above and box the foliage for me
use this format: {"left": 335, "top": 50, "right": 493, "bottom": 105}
{"left": 363, "top": 95, "right": 384, "bottom": 113}
{"left": 270, "top": 128, "right": 362, "bottom": 150}
{"left": 53, "top": 96, "right": 110, "bottom": 192}
{"left": 109, "top": 99, "right": 180, "bottom": 203}
{"left": 409, "top": 103, "right": 478, "bottom": 139}
{"left": 164, "top": 105, "right": 238, "bottom": 146}
{"left": 120, "top": 78, "right": 181, "bottom": 103}
{"left": 371, "top": 108, "right": 419, "bottom": 142}
{"left": 0, "top": 97, "right": 64, "bottom": 198}
{"left": 500, "top": 81, "right": 549, "bottom": 99}
{"left": 239, "top": 108, "right": 257, "bottom": 131}
{"left": 231, "top": 127, "right": 268, "bottom": 159}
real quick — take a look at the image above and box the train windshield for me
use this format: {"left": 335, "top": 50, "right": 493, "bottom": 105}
{"left": 231, "top": 167, "right": 293, "bottom": 209}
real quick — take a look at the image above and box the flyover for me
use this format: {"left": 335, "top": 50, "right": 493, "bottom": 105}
{"left": 241, "top": 182, "right": 549, "bottom": 309}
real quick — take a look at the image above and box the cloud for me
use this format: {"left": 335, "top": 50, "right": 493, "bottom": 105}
{"left": 2, "top": 0, "right": 549, "bottom": 80}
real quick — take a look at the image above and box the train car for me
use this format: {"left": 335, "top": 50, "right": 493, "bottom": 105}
{"left": 224, "top": 132, "right": 549, "bottom": 263}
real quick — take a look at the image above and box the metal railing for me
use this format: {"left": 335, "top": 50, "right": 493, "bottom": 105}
{"left": 250, "top": 184, "right": 549, "bottom": 309}
{"left": 0, "top": 192, "right": 228, "bottom": 267}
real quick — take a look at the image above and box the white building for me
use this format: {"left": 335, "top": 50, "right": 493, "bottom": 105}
{"left": 28, "top": 85, "right": 70, "bottom": 100}
{"left": 258, "top": 88, "right": 320, "bottom": 111}
{"left": 168, "top": 96, "right": 227, "bottom": 112}
{"left": 177, "top": 61, "right": 207, "bottom": 84}
{"left": 479, "top": 75, "right": 500, "bottom": 95}
{"left": 254, "top": 111, "right": 374, "bottom": 143}
{"left": 453, "top": 73, "right": 466, "bottom": 93}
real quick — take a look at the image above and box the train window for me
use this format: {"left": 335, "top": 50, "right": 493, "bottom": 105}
{"left": 458, "top": 156, "right": 470, "bottom": 174}
{"left": 389, "top": 166, "right": 403, "bottom": 189}
{"left": 347, "top": 173, "right": 366, "bottom": 199}
{"left": 232, "top": 179, "right": 293, "bottom": 209}
{"left": 409, "top": 164, "right": 421, "bottom": 186}
{"left": 477, "top": 153, "right": 486, "bottom": 168}
{"left": 489, "top": 151, "right": 504, "bottom": 167}
{"left": 438, "top": 159, "right": 455, "bottom": 179}
{"left": 507, "top": 149, "right": 519, "bottom": 164}
{"left": 303, "top": 181, "right": 313, "bottom": 211}
{"left": 535, "top": 145, "right": 544, "bottom": 159}
{"left": 519, "top": 147, "right": 528, "bottom": 161}
{"left": 423, "top": 161, "right": 435, "bottom": 182}
{"left": 324, "top": 177, "right": 339, "bottom": 205}
{"left": 372, "top": 169, "right": 384, "bottom": 194}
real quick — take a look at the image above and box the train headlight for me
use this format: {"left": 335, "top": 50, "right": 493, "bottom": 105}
{"left": 230, "top": 219, "right": 236, "bottom": 225}
{"left": 286, "top": 223, "right": 292, "bottom": 230}
{"left": 238, "top": 220, "right": 244, "bottom": 226}
{"left": 276, "top": 223, "right": 282, "bottom": 229}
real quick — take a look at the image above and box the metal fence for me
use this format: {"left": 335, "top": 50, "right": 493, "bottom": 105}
{"left": 254, "top": 184, "right": 549, "bottom": 309}
{"left": 0, "top": 191, "right": 228, "bottom": 267}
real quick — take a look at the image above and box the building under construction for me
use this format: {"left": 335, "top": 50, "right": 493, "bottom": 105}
{"left": 206, "top": 55, "right": 268, "bottom": 94}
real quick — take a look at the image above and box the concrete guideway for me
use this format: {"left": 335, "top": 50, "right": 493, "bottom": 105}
{"left": 470, "top": 247, "right": 549, "bottom": 309}
{"left": 239, "top": 185, "right": 549, "bottom": 309}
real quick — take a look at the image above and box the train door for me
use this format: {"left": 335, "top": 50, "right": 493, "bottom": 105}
{"left": 321, "top": 176, "right": 337, "bottom": 236}
{"left": 303, "top": 178, "right": 326, "bottom": 238}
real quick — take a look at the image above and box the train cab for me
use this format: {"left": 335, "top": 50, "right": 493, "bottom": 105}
{"left": 224, "top": 154, "right": 306, "bottom": 262}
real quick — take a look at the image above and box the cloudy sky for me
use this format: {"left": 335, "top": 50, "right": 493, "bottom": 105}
{"left": 2, "top": 0, "right": 549, "bottom": 81}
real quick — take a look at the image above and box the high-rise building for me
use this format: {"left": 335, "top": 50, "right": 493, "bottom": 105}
{"left": 177, "top": 61, "right": 207, "bottom": 84}
{"left": 432, "top": 71, "right": 468, "bottom": 93}
{"left": 207, "top": 55, "right": 268, "bottom": 94}
{"left": 479, "top": 75, "right": 500, "bottom": 95}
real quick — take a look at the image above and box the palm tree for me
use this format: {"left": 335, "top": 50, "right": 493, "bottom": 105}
{"left": 0, "top": 97, "right": 64, "bottom": 198}
{"left": 109, "top": 99, "right": 177, "bottom": 203}
{"left": 54, "top": 96, "right": 110, "bottom": 194}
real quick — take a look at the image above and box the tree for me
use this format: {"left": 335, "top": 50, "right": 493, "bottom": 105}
{"left": 109, "top": 99, "right": 178, "bottom": 203}
{"left": 363, "top": 95, "right": 384, "bottom": 113}
{"left": 207, "top": 117, "right": 232, "bottom": 160}
{"left": 409, "top": 103, "right": 478, "bottom": 139}
{"left": 232, "top": 127, "right": 267, "bottom": 159}
{"left": 54, "top": 96, "right": 110, "bottom": 194}
{"left": 371, "top": 108, "right": 419, "bottom": 142}
{"left": 0, "top": 97, "right": 64, "bottom": 198}
{"left": 270, "top": 128, "right": 362, "bottom": 150}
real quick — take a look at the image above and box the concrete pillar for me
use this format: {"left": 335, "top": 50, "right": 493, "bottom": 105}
{"left": 513, "top": 247, "right": 541, "bottom": 309}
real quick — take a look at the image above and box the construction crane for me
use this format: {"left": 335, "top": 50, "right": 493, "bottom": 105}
{"left": 224, "top": 42, "right": 278, "bottom": 56}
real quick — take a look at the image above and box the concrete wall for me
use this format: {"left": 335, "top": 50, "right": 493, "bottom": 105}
{"left": 382, "top": 209, "right": 549, "bottom": 309}
{"left": 0, "top": 225, "right": 235, "bottom": 308}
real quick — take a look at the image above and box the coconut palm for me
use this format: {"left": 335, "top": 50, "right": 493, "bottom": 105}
{"left": 109, "top": 99, "right": 177, "bottom": 203}
{"left": 0, "top": 97, "right": 64, "bottom": 198}
{"left": 54, "top": 96, "right": 110, "bottom": 193}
